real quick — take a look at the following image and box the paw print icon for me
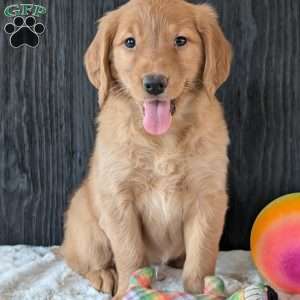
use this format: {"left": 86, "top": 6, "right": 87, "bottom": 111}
{"left": 4, "top": 16, "right": 45, "bottom": 48}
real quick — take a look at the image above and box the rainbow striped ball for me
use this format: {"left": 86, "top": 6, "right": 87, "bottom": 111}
{"left": 251, "top": 193, "right": 300, "bottom": 294}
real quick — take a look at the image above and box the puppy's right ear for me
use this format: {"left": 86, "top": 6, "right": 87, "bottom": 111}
{"left": 84, "top": 12, "right": 118, "bottom": 105}
{"left": 84, "top": 30, "right": 102, "bottom": 89}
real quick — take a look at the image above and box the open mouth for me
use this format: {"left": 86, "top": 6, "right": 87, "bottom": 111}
{"left": 142, "top": 99, "right": 176, "bottom": 136}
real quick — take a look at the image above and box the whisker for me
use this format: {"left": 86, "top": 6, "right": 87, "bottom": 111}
{"left": 110, "top": 80, "right": 131, "bottom": 98}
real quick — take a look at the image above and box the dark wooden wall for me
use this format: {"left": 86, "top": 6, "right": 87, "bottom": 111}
{"left": 1, "top": 0, "right": 299, "bottom": 249}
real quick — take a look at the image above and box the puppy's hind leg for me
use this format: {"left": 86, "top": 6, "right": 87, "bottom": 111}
{"left": 61, "top": 185, "right": 117, "bottom": 295}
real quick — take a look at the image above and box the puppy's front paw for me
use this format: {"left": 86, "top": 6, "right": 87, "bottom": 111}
{"left": 85, "top": 268, "right": 118, "bottom": 295}
{"left": 112, "top": 292, "right": 125, "bottom": 300}
{"left": 183, "top": 273, "right": 204, "bottom": 294}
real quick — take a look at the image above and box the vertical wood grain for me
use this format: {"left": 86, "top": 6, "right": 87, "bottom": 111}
{"left": 0, "top": 0, "right": 299, "bottom": 249}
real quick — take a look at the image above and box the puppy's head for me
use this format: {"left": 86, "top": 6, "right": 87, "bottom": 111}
{"left": 85, "top": 0, "right": 232, "bottom": 136}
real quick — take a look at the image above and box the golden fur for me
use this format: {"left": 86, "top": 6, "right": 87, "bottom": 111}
{"left": 61, "top": 0, "right": 232, "bottom": 299}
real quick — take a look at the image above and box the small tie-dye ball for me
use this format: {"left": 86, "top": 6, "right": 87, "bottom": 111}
{"left": 251, "top": 193, "right": 300, "bottom": 294}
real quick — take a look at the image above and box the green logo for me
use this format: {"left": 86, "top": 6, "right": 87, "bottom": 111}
{"left": 4, "top": 4, "right": 47, "bottom": 17}
{"left": 4, "top": 4, "right": 46, "bottom": 48}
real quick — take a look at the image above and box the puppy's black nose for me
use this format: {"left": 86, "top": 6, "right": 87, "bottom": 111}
{"left": 143, "top": 74, "right": 168, "bottom": 96}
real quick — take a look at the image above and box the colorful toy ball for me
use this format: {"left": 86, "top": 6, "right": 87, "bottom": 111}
{"left": 251, "top": 193, "right": 300, "bottom": 294}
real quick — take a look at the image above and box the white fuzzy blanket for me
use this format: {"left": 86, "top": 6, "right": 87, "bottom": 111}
{"left": 0, "top": 246, "right": 263, "bottom": 300}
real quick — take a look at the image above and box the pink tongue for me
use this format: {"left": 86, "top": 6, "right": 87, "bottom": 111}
{"left": 143, "top": 101, "right": 172, "bottom": 135}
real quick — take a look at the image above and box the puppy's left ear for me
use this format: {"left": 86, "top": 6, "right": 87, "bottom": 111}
{"left": 195, "top": 4, "right": 232, "bottom": 95}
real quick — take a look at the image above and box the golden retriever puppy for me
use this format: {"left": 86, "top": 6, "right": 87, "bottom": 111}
{"left": 61, "top": 0, "right": 232, "bottom": 299}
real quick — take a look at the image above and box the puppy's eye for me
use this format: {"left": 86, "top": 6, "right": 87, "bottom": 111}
{"left": 175, "top": 36, "right": 187, "bottom": 47}
{"left": 124, "top": 37, "right": 136, "bottom": 48}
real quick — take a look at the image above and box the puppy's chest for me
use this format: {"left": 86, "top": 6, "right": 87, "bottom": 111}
{"left": 130, "top": 153, "right": 187, "bottom": 259}
{"left": 132, "top": 152, "right": 186, "bottom": 223}
{"left": 132, "top": 151, "right": 186, "bottom": 193}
